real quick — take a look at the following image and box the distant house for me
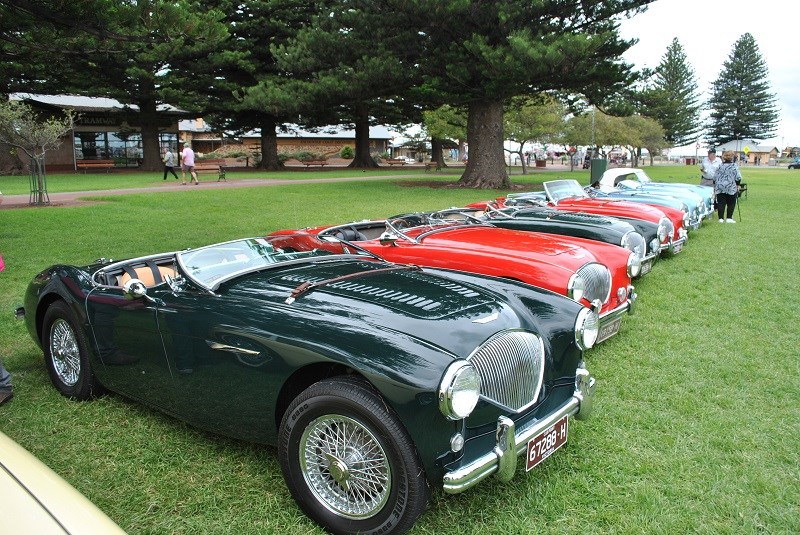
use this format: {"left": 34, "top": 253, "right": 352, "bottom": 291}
{"left": 781, "top": 146, "right": 800, "bottom": 158}
{"left": 714, "top": 139, "right": 779, "bottom": 165}
{"left": 238, "top": 125, "right": 394, "bottom": 158}
{"left": 11, "top": 93, "right": 187, "bottom": 171}
{"left": 180, "top": 121, "right": 394, "bottom": 158}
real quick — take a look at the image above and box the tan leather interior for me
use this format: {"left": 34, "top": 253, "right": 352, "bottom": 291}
{"left": 118, "top": 265, "right": 176, "bottom": 287}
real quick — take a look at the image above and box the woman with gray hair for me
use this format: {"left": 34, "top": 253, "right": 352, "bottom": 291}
{"left": 715, "top": 151, "right": 742, "bottom": 223}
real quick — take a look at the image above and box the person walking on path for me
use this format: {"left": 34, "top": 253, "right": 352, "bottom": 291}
{"left": 700, "top": 148, "right": 721, "bottom": 187}
{"left": 181, "top": 142, "right": 199, "bottom": 185}
{"left": 163, "top": 147, "right": 179, "bottom": 180}
{"left": 715, "top": 151, "right": 742, "bottom": 223}
{"left": 0, "top": 255, "right": 13, "bottom": 406}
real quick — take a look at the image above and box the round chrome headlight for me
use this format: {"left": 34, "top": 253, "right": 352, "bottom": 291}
{"left": 657, "top": 222, "right": 668, "bottom": 242}
{"left": 575, "top": 307, "right": 600, "bottom": 350}
{"left": 438, "top": 361, "right": 481, "bottom": 420}
{"left": 567, "top": 274, "right": 586, "bottom": 303}
{"left": 620, "top": 231, "right": 646, "bottom": 259}
{"left": 627, "top": 252, "right": 641, "bottom": 278}
{"left": 657, "top": 217, "right": 673, "bottom": 242}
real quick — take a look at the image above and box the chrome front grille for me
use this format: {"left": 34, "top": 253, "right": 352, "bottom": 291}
{"left": 577, "top": 262, "right": 611, "bottom": 304}
{"left": 467, "top": 331, "right": 545, "bottom": 412}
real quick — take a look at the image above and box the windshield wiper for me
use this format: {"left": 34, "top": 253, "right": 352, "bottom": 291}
{"left": 285, "top": 264, "right": 421, "bottom": 304}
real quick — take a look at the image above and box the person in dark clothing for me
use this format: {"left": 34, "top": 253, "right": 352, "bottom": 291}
{"left": 0, "top": 255, "right": 12, "bottom": 406}
{"left": 163, "top": 147, "right": 179, "bottom": 180}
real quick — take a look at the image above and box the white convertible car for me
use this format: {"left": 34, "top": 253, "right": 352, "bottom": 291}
{"left": 0, "top": 430, "right": 126, "bottom": 534}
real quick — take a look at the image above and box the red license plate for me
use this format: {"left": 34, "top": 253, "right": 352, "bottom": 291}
{"left": 526, "top": 415, "right": 568, "bottom": 471}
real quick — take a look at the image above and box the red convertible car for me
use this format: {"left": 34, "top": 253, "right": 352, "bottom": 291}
{"left": 270, "top": 213, "right": 639, "bottom": 343}
{"left": 471, "top": 179, "right": 689, "bottom": 255}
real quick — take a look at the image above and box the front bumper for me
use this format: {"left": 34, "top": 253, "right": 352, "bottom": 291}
{"left": 442, "top": 365, "right": 596, "bottom": 494}
{"left": 595, "top": 286, "right": 635, "bottom": 342}
{"left": 660, "top": 232, "right": 688, "bottom": 255}
{"left": 639, "top": 252, "right": 658, "bottom": 277}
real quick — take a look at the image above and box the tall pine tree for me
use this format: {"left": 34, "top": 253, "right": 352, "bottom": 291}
{"left": 641, "top": 38, "right": 701, "bottom": 146}
{"left": 413, "top": 0, "right": 653, "bottom": 188}
{"left": 1, "top": 1, "right": 228, "bottom": 171}
{"left": 707, "top": 33, "right": 778, "bottom": 146}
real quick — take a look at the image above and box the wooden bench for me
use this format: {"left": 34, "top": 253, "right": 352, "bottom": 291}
{"left": 76, "top": 159, "right": 114, "bottom": 173}
{"left": 193, "top": 159, "right": 226, "bottom": 181}
{"left": 301, "top": 160, "right": 327, "bottom": 168}
{"left": 385, "top": 159, "right": 407, "bottom": 166}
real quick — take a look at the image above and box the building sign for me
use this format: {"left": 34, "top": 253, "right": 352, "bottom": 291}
{"left": 76, "top": 115, "right": 123, "bottom": 127}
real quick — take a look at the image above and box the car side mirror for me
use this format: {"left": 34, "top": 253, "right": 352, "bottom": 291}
{"left": 378, "top": 232, "right": 398, "bottom": 246}
{"left": 123, "top": 279, "right": 148, "bottom": 300}
{"left": 123, "top": 279, "right": 162, "bottom": 305}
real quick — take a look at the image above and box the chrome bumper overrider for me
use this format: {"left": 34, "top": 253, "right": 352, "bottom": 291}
{"left": 599, "top": 288, "right": 636, "bottom": 323}
{"left": 442, "top": 366, "right": 596, "bottom": 494}
{"left": 660, "top": 234, "right": 688, "bottom": 254}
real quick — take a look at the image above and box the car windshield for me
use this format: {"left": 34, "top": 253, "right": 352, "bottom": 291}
{"left": 178, "top": 237, "right": 332, "bottom": 289}
{"left": 504, "top": 192, "right": 548, "bottom": 206}
{"left": 543, "top": 180, "right": 589, "bottom": 203}
{"left": 617, "top": 179, "right": 643, "bottom": 190}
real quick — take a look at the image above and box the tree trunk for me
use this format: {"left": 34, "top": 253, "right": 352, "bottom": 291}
{"left": 515, "top": 143, "right": 531, "bottom": 175}
{"left": 431, "top": 138, "right": 446, "bottom": 168}
{"left": 138, "top": 95, "right": 162, "bottom": 172}
{"left": 348, "top": 105, "right": 379, "bottom": 168}
{"left": 31, "top": 155, "right": 49, "bottom": 205}
{"left": 259, "top": 116, "right": 283, "bottom": 170}
{"left": 457, "top": 100, "right": 510, "bottom": 188}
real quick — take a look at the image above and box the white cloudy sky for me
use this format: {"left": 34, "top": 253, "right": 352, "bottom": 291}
{"left": 618, "top": 0, "right": 798, "bottom": 149}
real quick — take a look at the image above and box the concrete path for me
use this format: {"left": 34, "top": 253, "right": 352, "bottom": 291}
{"left": 0, "top": 174, "right": 414, "bottom": 209}
{"left": 0, "top": 162, "right": 584, "bottom": 210}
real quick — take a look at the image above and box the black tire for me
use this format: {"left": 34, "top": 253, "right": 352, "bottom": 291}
{"left": 279, "top": 377, "right": 429, "bottom": 535}
{"left": 42, "top": 300, "right": 100, "bottom": 400}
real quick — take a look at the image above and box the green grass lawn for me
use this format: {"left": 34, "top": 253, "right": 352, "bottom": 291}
{"left": 0, "top": 164, "right": 798, "bottom": 534}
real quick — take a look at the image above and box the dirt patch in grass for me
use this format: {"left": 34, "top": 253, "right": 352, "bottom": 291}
{"left": 393, "top": 180, "right": 543, "bottom": 192}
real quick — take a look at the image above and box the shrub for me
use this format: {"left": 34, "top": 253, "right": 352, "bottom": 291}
{"left": 292, "top": 151, "right": 326, "bottom": 161}
{"left": 340, "top": 145, "right": 354, "bottom": 159}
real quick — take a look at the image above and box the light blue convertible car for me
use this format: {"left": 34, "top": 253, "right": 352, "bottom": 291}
{"left": 598, "top": 168, "right": 714, "bottom": 225}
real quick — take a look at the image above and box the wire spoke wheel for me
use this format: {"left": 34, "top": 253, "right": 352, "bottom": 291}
{"left": 42, "top": 301, "right": 100, "bottom": 400}
{"left": 49, "top": 318, "right": 81, "bottom": 386}
{"left": 300, "top": 414, "right": 391, "bottom": 519}
{"left": 280, "top": 377, "right": 429, "bottom": 534}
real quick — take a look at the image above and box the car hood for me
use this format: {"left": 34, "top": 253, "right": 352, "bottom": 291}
{"left": 220, "top": 258, "right": 561, "bottom": 361}
{"left": 602, "top": 190, "right": 685, "bottom": 209}
{"left": 507, "top": 208, "right": 631, "bottom": 232}
{"left": 556, "top": 197, "right": 667, "bottom": 221}
{"left": 225, "top": 258, "right": 510, "bottom": 322}
{"left": 411, "top": 225, "right": 596, "bottom": 266}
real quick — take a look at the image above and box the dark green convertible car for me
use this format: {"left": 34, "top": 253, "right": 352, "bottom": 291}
{"left": 19, "top": 236, "right": 597, "bottom": 535}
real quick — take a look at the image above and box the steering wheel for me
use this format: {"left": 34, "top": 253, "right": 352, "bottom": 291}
{"left": 388, "top": 217, "right": 410, "bottom": 230}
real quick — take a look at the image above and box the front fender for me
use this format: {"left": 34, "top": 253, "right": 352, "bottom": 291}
{"left": 24, "top": 266, "right": 94, "bottom": 349}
